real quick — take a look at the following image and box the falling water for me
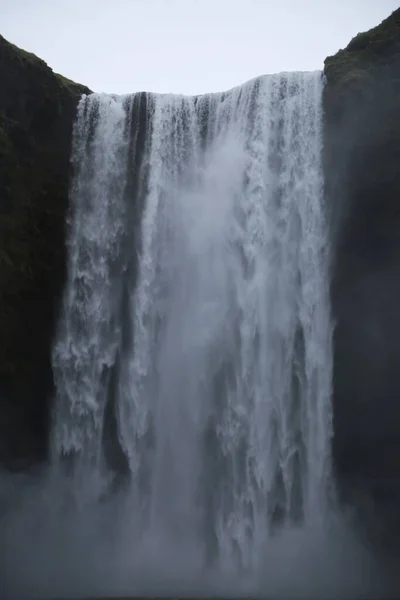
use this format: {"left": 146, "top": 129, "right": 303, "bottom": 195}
{"left": 51, "top": 72, "right": 334, "bottom": 576}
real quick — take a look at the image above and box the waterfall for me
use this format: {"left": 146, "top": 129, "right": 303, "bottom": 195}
{"left": 51, "top": 72, "right": 334, "bottom": 573}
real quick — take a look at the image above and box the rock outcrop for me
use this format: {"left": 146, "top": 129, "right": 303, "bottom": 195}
{"left": 324, "top": 8, "right": 400, "bottom": 553}
{"left": 0, "top": 35, "right": 90, "bottom": 468}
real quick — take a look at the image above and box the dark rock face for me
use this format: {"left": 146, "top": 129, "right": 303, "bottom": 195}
{"left": 324, "top": 8, "right": 400, "bottom": 553}
{"left": 0, "top": 35, "right": 90, "bottom": 468}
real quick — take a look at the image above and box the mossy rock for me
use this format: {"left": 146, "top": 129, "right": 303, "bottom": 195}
{"left": 324, "top": 7, "right": 400, "bottom": 91}
{"left": 55, "top": 72, "right": 90, "bottom": 96}
{"left": 346, "top": 8, "right": 400, "bottom": 53}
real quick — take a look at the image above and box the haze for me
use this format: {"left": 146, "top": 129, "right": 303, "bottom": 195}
{"left": 1, "top": 0, "right": 399, "bottom": 95}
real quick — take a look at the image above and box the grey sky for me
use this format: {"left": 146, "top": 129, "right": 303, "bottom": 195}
{"left": 2, "top": 0, "right": 399, "bottom": 95}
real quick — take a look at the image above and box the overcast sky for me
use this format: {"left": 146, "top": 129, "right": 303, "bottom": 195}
{"left": 1, "top": 0, "right": 399, "bottom": 95}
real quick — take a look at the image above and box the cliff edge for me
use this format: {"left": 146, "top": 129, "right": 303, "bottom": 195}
{"left": 0, "top": 35, "right": 90, "bottom": 467}
{"left": 324, "top": 8, "right": 400, "bottom": 553}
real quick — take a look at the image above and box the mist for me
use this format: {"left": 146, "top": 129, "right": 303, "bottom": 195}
{"left": 0, "top": 467, "right": 391, "bottom": 599}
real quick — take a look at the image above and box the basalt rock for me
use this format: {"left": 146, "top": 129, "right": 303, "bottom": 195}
{"left": 0, "top": 35, "right": 90, "bottom": 468}
{"left": 324, "top": 8, "right": 400, "bottom": 555}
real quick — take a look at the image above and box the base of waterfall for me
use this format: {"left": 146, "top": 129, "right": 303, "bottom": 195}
{"left": 0, "top": 468, "right": 391, "bottom": 599}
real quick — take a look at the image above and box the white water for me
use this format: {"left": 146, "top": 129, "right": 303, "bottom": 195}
{"left": 49, "top": 71, "right": 340, "bottom": 592}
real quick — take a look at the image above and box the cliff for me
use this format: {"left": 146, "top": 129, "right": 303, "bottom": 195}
{"left": 0, "top": 35, "right": 90, "bottom": 467}
{"left": 324, "top": 8, "right": 400, "bottom": 553}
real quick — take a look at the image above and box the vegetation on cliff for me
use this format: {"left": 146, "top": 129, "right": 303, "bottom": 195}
{"left": 324, "top": 8, "right": 400, "bottom": 103}
{"left": 325, "top": 8, "right": 400, "bottom": 77}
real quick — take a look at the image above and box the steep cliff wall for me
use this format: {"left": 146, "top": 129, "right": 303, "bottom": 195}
{"left": 0, "top": 35, "right": 90, "bottom": 468}
{"left": 324, "top": 8, "right": 400, "bottom": 551}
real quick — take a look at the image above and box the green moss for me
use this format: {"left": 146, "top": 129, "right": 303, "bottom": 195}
{"left": 325, "top": 52, "right": 370, "bottom": 86}
{"left": 55, "top": 72, "right": 91, "bottom": 96}
{"left": 6, "top": 39, "right": 48, "bottom": 69}
{"left": 324, "top": 58, "right": 375, "bottom": 99}
{"left": 56, "top": 73, "right": 79, "bottom": 87}
{"left": 1, "top": 35, "right": 91, "bottom": 96}
{"left": 324, "top": 8, "right": 400, "bottom": 89}
{"left": 346, "top": 8, "right": 400, "bottom": 53}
